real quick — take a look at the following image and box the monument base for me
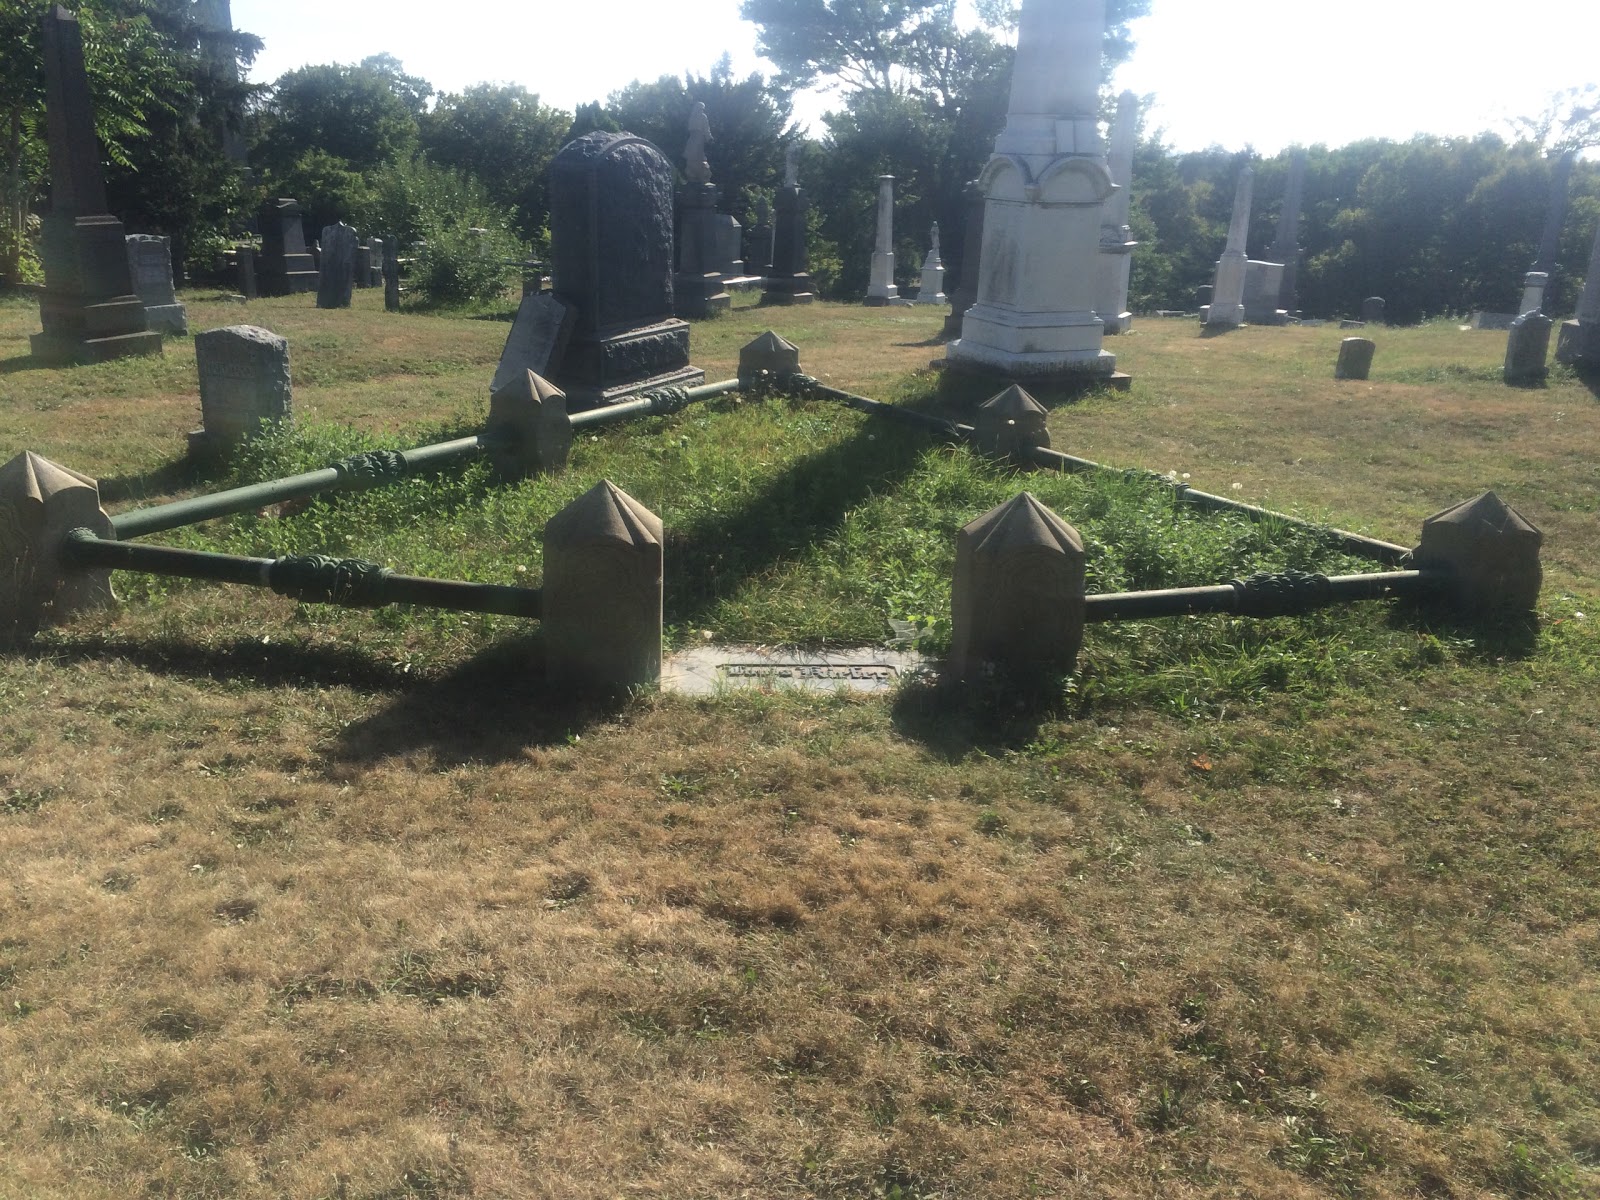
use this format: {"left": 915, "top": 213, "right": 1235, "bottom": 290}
{"left": 1555, "top": 320, "right": 1600, "bottom": 367}
{"left": 865, "top": 292, "right": 911, "bottom": 308}
{"left": 759, "top": 279, "right": 816, "bottom": 306}
{"left": 556, "top": 319, "right": 705, "bottom": 411}
{"left": 673, "top": 271, "right": 731, "bottom": 319}
{"left": 1102, "top": 311, "right": 1133, "bottom": 335}
{"left": 143, "top": 303, "right": 189, "bottom": 336}
{"left": 31, "top": 326, "right": 163, "bottom": 365}
{"left": 1244, "top": 307, "right": 1290, "bottom": 326}
{"left": 260, "top": 253, "right": 318, "bottom": 297}
{"left": 1470, "top": 311, "right": 1516, "bottom": 331}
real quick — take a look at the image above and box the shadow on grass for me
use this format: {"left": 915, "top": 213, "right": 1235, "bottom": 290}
{"left": 1385, "top": 600, "right": 1542, "bottom": 661}
{"left": 888, "top": 669, "right": 1075, "bottom": 761}
{"left": 99, "top": 454, "right": 234, "bottom": 507}
{"left": 0, "top": 353, "right": 47, "bottom": 375}
{"left": 331, "top": 632, "right": 628, "bottom": 767}
{"left": 930, "top": 365, "right": 1109, "bottom": 413}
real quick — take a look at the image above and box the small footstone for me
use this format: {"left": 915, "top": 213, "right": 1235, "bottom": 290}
{"left": 192, "top": 325, "right": 291, "bottom": 451}
{"left": 1415, "top": 491, "right": 1542, "bottom": 613}
{"left": 737, "top": 331, "right": 801, "bottom": 383}
{"left": 1335, "top": 337, "right": 1376, "bottom": 380}
{"left": 973, "top": 384, "right": 1051, "bottom": 460}
{"left": 0, "top": 452, "right": 116, "bottom": 641}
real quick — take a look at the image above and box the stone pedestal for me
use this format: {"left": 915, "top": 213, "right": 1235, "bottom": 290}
{"left": 944, "top": 180, "right": 987, "bottom": 339}
{"left": 236, "top": 245, "right": 258, "bottom": 301}
{"left": 258, "top": 199, "right": 317, "bottom": 296}
{"left": 549, "top": 132, "right": 704, "bottom": 409}
{"left": 1205, "top": 167, "right": 1254, "bottom": 330}
{"left": 1097, "top": 90, "right": 1138, "bottom": 335}
{"left": 30, "top": 9, "right": 161, "bottom": 366}
{"left": 1415, "top": 492, "right": 1541, "bottom": 613}
{"left": 1504, "top": 311, "right": 1553, "bottom": 385}
{"left": 950, "top": 492, "right": 1085, "bottom": 681}
{"left": 674, "top": 182, "right": 732, "bottom": 318}
{"left": 761, "top": 184, "right": 815, "bottom": 306}
{"left": 316, "top": 222, "right": 357, "bottom": 309}
{"left": 737, "top": 331, "right": 801, "bottom": 383}
{"left": 125, "top": 235, "right": 188, "bottom": 336}
{"left": 543, "top": 481, "right": 663, "bottom": 691}
{"left": 915, "top": 229, "right": 946, "bottom": 305}
{"left": 1519, "top": 270, "right": 1548, "bottom": 316}
{"left": 865, "top": 175, "right": 905, "bottom": 306}
{"left": 1335, "top": 338, "right": 1375, "bottom": 380}
{"left": 192, "top": 325, "right": 292, "bottom": 450}
{"left": 0, "top": 452, "right": 116, "bottom": 641}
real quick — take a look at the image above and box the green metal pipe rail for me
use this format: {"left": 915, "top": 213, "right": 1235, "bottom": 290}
{"left": 1083, "top": 569, "right": 1431, "bottom": 622}
{"left": 62, "top": 529, "right": 542, "bottom": 620}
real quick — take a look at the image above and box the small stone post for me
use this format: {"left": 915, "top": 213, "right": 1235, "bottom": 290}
{"left": 1504, "top": 311, "right": 1553, "bottom": 385}
{"left": 973, "top": 384, "right": 1052, "bottom": 460}
{"left": 1414, "top": 492, "right": 1542, "bottom": 613}
{"left": 236, "top": 244, "right": 257, "bottom": 300}
{"left": 737, "top": 331, "right": 801, "bottom": 384}
{"left": 0, "top": 452, "right": 116, "bottom": 641}
{"left": 485, "top": 370, "right": 573, "bottom": 479}
{"left": 543, "top": 481, "right": 663, "bottom": 690}
{"left": 1335, "top": 338, "right": 1376, "bottom": 380}
{"left": 865, "top": 175, "right": 901, "bottom": 306}
{"left": 950, "top": 492, "right": 1086, "bottom": 681}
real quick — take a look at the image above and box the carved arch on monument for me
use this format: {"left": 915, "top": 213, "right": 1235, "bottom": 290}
{"left": 977, "top": 155, "right": 1032, "bottom": 202}
{"left": 1033, "top": 157, "right": 1116, "bottom": 206}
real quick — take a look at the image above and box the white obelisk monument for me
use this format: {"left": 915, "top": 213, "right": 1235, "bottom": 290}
{"left": 1097, "top": 89, "right": 1139, "bottom": 335}
{"left": 947, "top": 0, "right": 1120, "bottom": 380}
{"left": 1205, "top": 167, "right": 1253, "bottom": 329}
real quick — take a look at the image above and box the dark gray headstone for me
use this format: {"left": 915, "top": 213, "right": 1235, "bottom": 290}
{"left": 1335, "top": 337, "right": 1375, "bottom": 380}
{"left": 942, "top": 179, "right": 985, "bottom": 337}
{"left": 258, "top": 199, "right": 317, "bottom": 295}
{"left": 1196, "top": 284, "right": 1213, "bottom": 308}
{"left": 1504, "top": 311, "right": 1553, "bottom": 385}
{"left": 125, "top": 234, "right": 188, "bottom": 335}
{"left": 491, "top": 293, "right": 576, "bottom": 395}
{"left": 194, "top": 325, "right": 291, "bottom": 445}
{"left": 762, "top": 178, "right": 816, "bottom": 308}
{"left": 236, "top": 244, "right": 257, "bottom": 300}
{"left": 353, "top": 240, "right": 372, "bottom": 289}
{"left": 1361, "top": 296, "right": 1385, "bottom": 325}
{"left": 383, "top": 237, "right": 400, "bottom": 312}
{"left": 316, "top": 223, "right": 357, "bottom": 309}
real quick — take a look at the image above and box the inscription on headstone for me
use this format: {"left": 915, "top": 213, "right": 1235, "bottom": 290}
{"left": 125, "top": 234, "right": 188, "bottom": 335}
{"left": 491, "top": 293, "right": 576, "bottom": 396}
{"left": 193, "top": 325, "right": 291, "bottom": 448}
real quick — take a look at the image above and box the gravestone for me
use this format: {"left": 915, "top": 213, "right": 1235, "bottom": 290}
{"left": 0, "top": 451, "right": 116, "bottom": 642}
{"left": 257, "top": 198, "right": 317, "bottom": 295}
{"left": 865, "top": 175, "right": 905, "bottom": 305}
{"left": 915, "top": 223, "right": 946, "bottom": 305}
{"left": 1503, "top": 311, "right": 1553, "bottom": 385}
{"left": 673, "top": 105, "right": 732, "bottom": 317}
{"left": 316, "top": 223, "right": 357, "bottom": 309}
{"left": 1555, "top": 217, "right": 1600, "bottom": 367}
{"left": 973, "top": 384, "right": 1051, "bottom": 460}
{"left": 950, "top": 492, "right": 1086, "bottom": 681}
{"left": 1531, "top": 152, "right": 1575, "bottom": 296}
{"left": 30, "top": 7, "right": 161, "bottom": 365}
{"left": 1470, "top": 310, "right": 1515, "bottom": 331}
{"left": 353, "top": 239, "right": 371, "bottom": 289}
{"left": 192, "top": 325, "right": 292, "bottom": 450}
{"left": 1415, "top": 492, "right": 1542, "bottom": 613}
{"left": 761, "top": 149, "right": 815, "bottom": 306}
{"left": 710, "top": 213, "right": 746, "bottom": 280}
{"left": 125, "top": 235, "right": 188, "bottom": 335}
{"left": 1361, "top": 296, "right": 1385, "bottom": 325}
{"left": 943, "top": 179, "right": 986, "bottom": 338}
{"left": 1335, "top": 337, "right": 1375, "bottom": 380}
{"left": 1097, "top": 89, "right": 1139, "bottom": 335}
{"left": 946, "top": 0, "right": 1121, "bottom": 381}
{"left": 236, "top": 244, "right": 257, "bottom": 300}
{"left": 490, "top": 292, "right": 576, "bottom": 396}
{"left": 1242, "top": 259, "right": 1289, "bottom": 325}
{"left": 745, "top": 197, "right": 773, "bottom": 278}
{"left": 1519, "top": 271, "right": 1549, "bottom": 316}
{"left": 1205, "top": 168, "right": 1253, "bottom": 329}
{"left": 1196, "top": 284, "right": 1213, "bottom": 310}
{"left": 543, "top": 480, "right": 663, "bottom": 690}
{"left": 548, "top": 131, "right": 704, "bottom": 409}
{"left": 366, "top": 238, "right": 385, "bottom": 288}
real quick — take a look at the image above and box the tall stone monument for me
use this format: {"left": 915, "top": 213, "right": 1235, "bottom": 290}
{"left": 30, "top": 6, "right": 161, "bottom": 365}
{"left": 1529, "top": 152, "right": 1575, "bottom": 308}
{"left": 1205, "top": 167, "right": 1253, "bottom": 329}
{"left": 124, "top": 235, "right": 188, "bottom": 335}
{"left": 946, "top": 0, "right": 1121, "bottom": 381}
{"left": 1555, "top": 217, "right": 1600, "bottom": 368}
{"left": 1268, "top": 147, "right": 1308, "bottom": 317}
{"left": 548, "top": 131, "right": 704, "bottom": 409}
{"left": 673, "top": 102, "right": 732, "bottom": 318}
{"left": 1097, "top": 90, "right": 1138, "bottom": 335}
{"left": 761, "top": 144, "right": 816, "bottom": 306}
{"left": 258, "top": 199, "right": 317, "bottom": 295}
{"left": 865, "top": 175, "right": 904, "bottom": 306}
{"left": 746, "top": 196, "right": 773, "bottom": 279}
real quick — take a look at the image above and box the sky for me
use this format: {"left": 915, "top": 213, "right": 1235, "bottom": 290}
{"left": 233, "top": 0, "right": 1600, "bottom": 155}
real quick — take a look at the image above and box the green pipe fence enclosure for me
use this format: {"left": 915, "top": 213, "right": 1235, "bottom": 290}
{"left": 0, "top": 333, "right": 1545, "bottom": 693}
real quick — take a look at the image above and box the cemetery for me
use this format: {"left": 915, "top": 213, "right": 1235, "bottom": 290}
{"left": 2, "top": 1, "right": 1600, "bottom": 1197}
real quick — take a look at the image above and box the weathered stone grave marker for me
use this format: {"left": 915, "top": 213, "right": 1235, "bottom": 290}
{"left": 761, "top": 145, "right": 816, "bottom": 306}
{"left": 915, "top": 224, "right": 946, "bottom": 305}
{"left": 1205, "top": 167, "right": 1253, "bottom": 329}
{"left": 1556, "top": 217, "right": 1600, "bottom": 367}
{"left": 865, "top": 175, "right": 906, "bottom": 306}
{"left": 258, "top": 198, "right": 317, "bottom": 296}
{"left": 0, "top": 452, "right": 115, "bottom": 640}
{"left": 1504, "top": 311, "right": 1553, "bottom": 385}
{"left": 316, "top": 222, "right": 357, "bottom": 309}
{"left": 125, "top": 234, "right": 188, "bottom": 335}
{"left": 490, "top": 293, "right": 576, "bottom": 397}
{"left": 1335, "top": 337, "right": 1376, "bottom": 380}
{"left": 191, "top": 325, "right": 292, "bottom": 451}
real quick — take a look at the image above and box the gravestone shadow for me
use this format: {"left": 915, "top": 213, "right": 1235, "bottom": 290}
{"left": 889, "top": 667, "right": 1076, "bottom": 761}
{"left": 0, "top": 354, "right": 48, "bottom": 376}
{"left": 1384, "top": 602, "right": 1541, "bottom": 662}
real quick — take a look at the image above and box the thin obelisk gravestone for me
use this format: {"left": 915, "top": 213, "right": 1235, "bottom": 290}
{"left": 31, "top": 6, "right": 161, "bottom": 364}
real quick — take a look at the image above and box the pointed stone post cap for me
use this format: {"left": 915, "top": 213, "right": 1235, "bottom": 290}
{"left": 738, "top": 331, "right": 802, "bottom": 384}
{"left": 0, "top": 451, "right": 116, "bottom": 640}
{"left": 974, "top": 384, "right": 1052, "bottom": 459}
{"left": 486, "top": 369, "right": 573, "bottom": 479}
{"left": 1416, "top": 491, "right": 1542, "bottom": 613}
{"left": 544, "top": 479, "right": 663, "bottom": 550}
{"left": 950, "top": 492, "right": 1086, "bottom": 681}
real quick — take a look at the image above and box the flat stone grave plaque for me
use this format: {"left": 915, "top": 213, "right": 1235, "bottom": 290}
{"left": 491, "top": 293, "right": 575, "bottom": 396}
{"left": 662, "top": 645, "right": 932, "bottom": 695}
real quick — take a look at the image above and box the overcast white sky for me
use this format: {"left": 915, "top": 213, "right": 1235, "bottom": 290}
{"left": 234, "top": 0, "right": 1600, "bottom": 154}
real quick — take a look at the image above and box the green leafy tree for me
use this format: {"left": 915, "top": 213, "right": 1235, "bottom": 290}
{"left": 256, "top": 59, "right": 422, "bottom": 178}
{"left": 420, "top": 84, "right": 570, "bottom": 242}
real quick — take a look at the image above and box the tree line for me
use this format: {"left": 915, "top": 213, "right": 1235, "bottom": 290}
{"left": 3, "top": 0, "right": 1596, "bottom": 320}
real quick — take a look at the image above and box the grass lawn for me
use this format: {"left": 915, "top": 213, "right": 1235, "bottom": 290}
{"left": 1, "top": 288, "right": 1598, "bottom": 1198}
